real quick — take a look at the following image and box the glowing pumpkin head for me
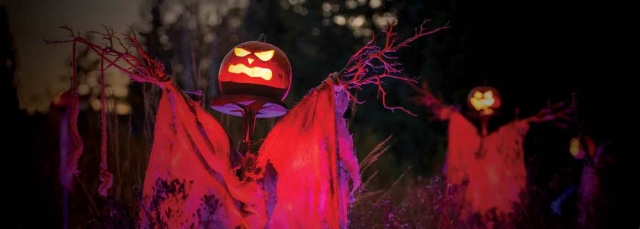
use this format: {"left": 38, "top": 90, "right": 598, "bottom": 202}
{"left": 569, "top": 136, "right": 595, "bottom": 160}
{"left": 467, "top": 86, "right": 502, "bottom": 116}
{"left": 218, "top": 41, "right": 292, "bottom": 101}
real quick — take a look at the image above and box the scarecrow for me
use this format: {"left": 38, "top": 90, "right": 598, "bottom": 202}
{"left": 48, "top": 19, "right": 448, "bottom": 228}
{"left": 411, "top": 82, "right": 574, "bottom": 228}
{"left": 567, "top": 135, "right": 613, "bottom": 229}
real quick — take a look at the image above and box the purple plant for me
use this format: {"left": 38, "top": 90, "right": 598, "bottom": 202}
{"left": 348, "top": 174, "right": 579, "bottom": 229}
{"left": 350, "top": 175, "right": 463, "bottom": 229}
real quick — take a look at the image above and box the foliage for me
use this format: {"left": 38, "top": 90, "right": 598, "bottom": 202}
{"left": 351, "top": 175, "right": 461, "bottom": 229}
{"left": 349, "top": 174, "right": 588, "bottom": 229}
{"left": 42, "top": 0, "right": 603, "bottom": 228}
{"left": 136, "top": 0, "right": 463, "bottom": 180}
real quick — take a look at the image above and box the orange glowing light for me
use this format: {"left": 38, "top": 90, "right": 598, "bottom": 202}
{"left": 234, "top": 47, "right": 251, "bottom": 57}
{"left": 228, "top": 64, "right": 273, "bottom": 81}
{"left": 228, "top": 48, "right": 276, "bottom": 80}
{"left": 255, "top": 50, "right": 275, "bottom": 61}
{"left": 468, "top": 87, "right": 500, "bottom": 115}
{"left": 569, "top": 137, "right": 581, "bottom": 157}
{"left": 569, "top": 136, "right": 595, "bottom": 160}
{"left": 469, "top": 93, "right": 495, "bottom": 111}
{"left": 218, "top": 41, "right": 292, "bottom": 101}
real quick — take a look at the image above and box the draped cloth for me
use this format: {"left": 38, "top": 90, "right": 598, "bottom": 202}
{"left": 578, "top": 143, "right": 606, "bottom": 229}
{"left": 139, "top": 83, "right": 266, "bottom": 229}
{"left": 445, "top": 110, "right": 529, "bottom": 223}
{"left": 255, "top": 81, "right": 361, "bottom": 229}
{"left": 139, "top": 80, "right": 360, "bottom": 229}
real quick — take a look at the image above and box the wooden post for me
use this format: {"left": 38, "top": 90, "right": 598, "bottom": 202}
{"left": 480, "top": 115, "right": 489, "bottom": 137}
{"left": 241, "top": 107, "right": 257, "bottom": 155}
{"left": 57, "top": 103, "right": 71, "bottom": 229}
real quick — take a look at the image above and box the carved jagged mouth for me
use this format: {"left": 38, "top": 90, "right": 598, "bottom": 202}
{"left": 228, "top": 64, "right": 273, "bottom": 81}
{"left": 470, "top": 98, "right": 495, "bottom": 111}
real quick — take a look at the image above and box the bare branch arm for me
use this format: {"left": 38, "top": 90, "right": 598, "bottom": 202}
{"left": 45, "top": 25, "right": 170, "bottom": 86}
{"left": 46, "top": 25, "right": 172, "bottom": 195}
{"left": 332, "top": 18, "right": 450, "bottom": 116}
{"left": 522, "top": 99, "right": 576, "bottom": 126}
{"left": 407, "top": 80, "right": 453, "bottom": 121}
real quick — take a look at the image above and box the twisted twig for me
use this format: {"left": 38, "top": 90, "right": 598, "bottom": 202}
{"left": 334, "top": 19, "right": 450, "bottom": 116}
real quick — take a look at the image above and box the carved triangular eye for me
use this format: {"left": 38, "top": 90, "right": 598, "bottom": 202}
{"left": 473, "top": 91, "right": 483, "bottom": 98}
{"left": 255, "top": 50, "right": 274, "bottom": 61}
{"left": 234, "top": 48, "right": 251, "bottom": 57}
{"left": 483, "top": 90, "right": 493, "bottom": 98}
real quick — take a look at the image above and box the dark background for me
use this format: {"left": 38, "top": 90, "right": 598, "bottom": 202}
{"left": 2, "top": 0, "right": 629, "bottom": 228}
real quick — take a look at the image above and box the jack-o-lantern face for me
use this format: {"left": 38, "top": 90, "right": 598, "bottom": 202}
{"left": 218, "top": 41, "right": 292, "bottom": 101}
{"left": 467, "top": 86, "right": 501, "bottom": 116}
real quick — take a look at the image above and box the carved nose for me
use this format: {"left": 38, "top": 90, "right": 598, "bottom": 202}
{"left": 247, "top": 58, "right": 254, "bottom": 64}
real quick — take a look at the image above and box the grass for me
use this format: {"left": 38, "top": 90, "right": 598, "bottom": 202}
{"left": 60, "top": 108, "right": 587, "bottom": 229}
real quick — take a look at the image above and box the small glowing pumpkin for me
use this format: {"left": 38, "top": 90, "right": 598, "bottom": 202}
{"left": 467, "top": 86, "right": 502, "bottom": 116}
{"left": 218, "top": 41, "right": 292, "bottom": 101}
{"left": 569, "top": 136, "right": 595, "bottom": 160}
{"left": 569, "top": 137, "right": 583, "bottom": 158}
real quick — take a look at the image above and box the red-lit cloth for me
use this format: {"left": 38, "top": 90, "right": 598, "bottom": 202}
{"left": 139, "top": 80, "right": 360, "bottom": 229}
{"left": 445, "top": 110, "right": 528, "bottom": 221}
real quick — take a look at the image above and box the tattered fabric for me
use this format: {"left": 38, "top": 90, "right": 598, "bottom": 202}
{"left": 255, "top": 80, "right": 361, "bottom": 229}
{"left": 445, "top": 110, "right": 529, "bottom": 219}
{"left": 53, "top": 19, "right": 444, "bottom": 229}
{"left": 139, "top": 82, "right": 266, "bottom": 229}
{"left": 139, "top": 80, "right": 360, "bottom": 229}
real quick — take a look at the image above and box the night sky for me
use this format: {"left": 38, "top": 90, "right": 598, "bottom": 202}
{"left": 3, "top": 0, "right": 141, "bottom": 112}
{"left": 2, "top": 0, "right": 610, "bottom": 116}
